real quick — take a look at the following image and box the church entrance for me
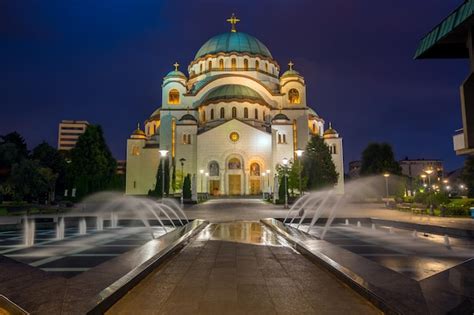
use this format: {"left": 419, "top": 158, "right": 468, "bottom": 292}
{"left": 249, "top": 180, "right": 261, "bottom": 195}
{"left": 228, "top": 175, "right": 241, "bottom": 195}
{"left": 209, "top": 180, "right": 220, "bottom": 196}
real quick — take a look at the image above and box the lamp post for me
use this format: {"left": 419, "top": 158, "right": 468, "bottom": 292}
{"left": 295, "top": 149, "right": 304, "bottom": 197}
{"left": 179, "top": 158, "right": 186, "bottom": 205}
{"left": 159, "top": 149, "right": 169, "bottom": 202}
{"left": 199, "top": 169, "right": 204, "bottom": 195}
{"left": 383, "top": 173, "right": 390, "bottom": 198}
{"left": 282, "top": 158, "right": 289, "bottom": 209}
{"left": 424, "top": 167, "right": 434, "bottom": 191}
{"left": 266, "top": 169, "right": 270, "bottom": 193}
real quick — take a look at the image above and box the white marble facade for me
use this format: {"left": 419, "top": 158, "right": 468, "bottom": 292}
{"left": 126, "top": 18, "right": 344, "bottom": 196}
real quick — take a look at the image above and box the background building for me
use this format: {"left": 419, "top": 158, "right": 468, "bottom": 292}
{"left": 57, "top": 120, "right": 89, "bottom": 151}
{"left": 348, "top": 160, "right": 361, "bottom": 179}
{"left": 126, "top": 16, "right": 344, "bottom": 196}
{"left": 399, "top": 158, "right": 444, "bottom": 180}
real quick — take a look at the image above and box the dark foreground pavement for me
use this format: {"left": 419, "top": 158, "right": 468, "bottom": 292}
{"left": 107, "top": 222, "right": 379, "bottom": 315}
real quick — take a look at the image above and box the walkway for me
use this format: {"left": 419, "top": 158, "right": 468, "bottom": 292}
{"left": 108, "top": 222, "right": 379, "bottom": 315}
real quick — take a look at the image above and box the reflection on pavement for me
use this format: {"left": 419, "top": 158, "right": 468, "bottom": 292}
{"left": 210, "top": 222, "right": 282, "bottom": 246}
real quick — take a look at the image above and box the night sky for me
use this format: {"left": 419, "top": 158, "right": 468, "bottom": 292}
{"left": 0, "top": 0, "right": 468, "bottom": 171}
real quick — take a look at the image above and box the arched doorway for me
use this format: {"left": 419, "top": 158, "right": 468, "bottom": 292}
{"left": 227, "top": 156, "right": 243, "bottom": 195}
{"left": 249, "top": 162, "right": 261, "bottom": 195}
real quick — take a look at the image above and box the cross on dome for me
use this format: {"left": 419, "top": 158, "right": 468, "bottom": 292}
{"left": 226, "top": 13, "right": 240, "bottom": 32}
{"left": 288, "top": 61, "right": 294, "bottom": 70}
{"left": 173, "top": 62, "right": 180, "bottom": 71}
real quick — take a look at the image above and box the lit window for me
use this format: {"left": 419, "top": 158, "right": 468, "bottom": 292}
{"left": 244, "top": 108, "right": 248, "bottom": 118}
{"left": 132, "top": 146, "right": 140, "bottom": 156}
{"left": 312, "top": 122, "right": 316, "bottom": 134}
{"left": 232, "top": 107, "right": 237, "bottom": 118}
{"left": 219, "top": 59, "right": 224, "bottom": 70}
{"left": 231, "top": 58, "right": 237, "bottom": 70}
{"left": 288, "top": 89, "right": 300, "bottom": 104}
{"left": 220, "top": 107, "right": 225, "bottom": 119}
{"left": 244, "top": 59, "right": 248, "bottom": 70}
{"left": 168, "top": 89, "right": 180, "bottom": 104}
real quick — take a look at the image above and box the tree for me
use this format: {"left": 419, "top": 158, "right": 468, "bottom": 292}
{"left": 68, "top": 125, "right": 116, "bottom": 199}
{"left": 31, "top": 141, "right": 67, "bottom": 199}
{"left": 360, "top": 143, "right": 401, "bottom": 176}
{"left": 288, "top": 161, "right": 307, "bottom": 197}
{"left": 149, "top": 158, "right": 170, "bottom": 198}
{"left": 9, "top": 160, "right": 49, "bottom": 202}
{"left": 276, "top": 164, "right": 289, "bottom": 203}
{"left": 303, "top": 135, "right": 339, "bottom": 190}
{"left": 1, "top": 132, "right": 28, "bottom": 159}
{"left": 182, "top": 174, "right": 192, "bottom": 199}
{"left": 0, "top": 132, "right": 28, "bottom": 182}
{"left": 462, "top": 155, "right": 474, "bottom": 198}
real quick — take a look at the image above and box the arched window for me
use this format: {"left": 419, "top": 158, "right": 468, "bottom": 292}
{"left": 254, "top": 109, "right": 258, "bottom": 120}
{"left": 244, "top": 107, "right": 248, "bottom": 118}
{"left": 132, "top": 146, "right": 140, "bottom": 156}
{"left": 263, "top": 110, "right": 266, "bottom": 121}
{"left": 232, "top": 107, "right": 237, "bottom": 118}
{"left": 283, "top": 134, "right": 287, "bottom": 143}
{"left": 332, "top": 144, "right": 337, "bottom": 154}
{"left": 210, "top": 109, "right": 214, "bottom": 120}
{"left": 250, "top": 163, "right": 260, "bottom": 176}
{"left": 168, "top": 89, "right": 180, "bottom": 104}
{"left": 278, "top": 134, "right": 282, "bottom": 144}
{"left": 153, "top": 125, "right": 156, "bottom": 134}
{"left": 265, "top": 63, "right": 268, "bottom": 72}
{"left": 312, "top": 122, "right": 316, "bottom": 134}
{"left": 199, "top": 64, "right": 203, "bottom": 73}
{"left": 182, "top": 134, "right": 191, "bottom": 144}
{"left": 209, "top": 161, "right": 219, "bottom": 176}
{"left": 244, "top": 59, "right": 249, "bottom": 70}
{"left": 255, "top": 60, "right": 259, "bottom": 70}
{"left": 208, "top": 60, "right": 212, "bottom": 70}
{"left": 220, "top": 107, "right": 225, "bottom": 119}
{"left": 202, "top": 110, "right": 206, "bottom": 122}
{"left": 231, "top": 58, "right": 237, "bottom": 70}
{"left": 288, "top": 89, "right": 300, "bottom": 104}
{"left": 219, "top": 59, "right": 224, "bottom": 70}
{"left": 228, "top": 158, "right": 241, "bottom": 169}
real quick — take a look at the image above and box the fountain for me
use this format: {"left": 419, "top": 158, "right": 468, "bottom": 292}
{"left": 79, "top": 217, "right": 87, "bottom": 235}
{"left": 371, "top": 223, "right": 376, "bottom": 230}
{"left": 56, "top": 217, "right": 65, "bottom": 240}
{"left": 357, "top": 221, "right": 361, "bottom": 228}
{"left": 23, "top": 216, "right": 35, "bottom": 246}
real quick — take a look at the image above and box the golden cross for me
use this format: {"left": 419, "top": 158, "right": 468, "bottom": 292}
{"left": 288, "top": 61, "right": 294, "bottom": 71}
{"left": 226, "top": 13, "right": 240, "bottom": 32}
{"left": 173, "top": 62, "right": 179, "bottom": 71}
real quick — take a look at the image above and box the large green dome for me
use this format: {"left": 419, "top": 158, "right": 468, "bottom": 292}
{"left": 202, "top": 84, "right": 265, "bottom": 105}
{"left": 195, "top": 32, "right": 273, "bottom": 59}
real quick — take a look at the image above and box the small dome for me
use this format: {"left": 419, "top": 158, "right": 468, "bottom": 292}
{"left": 165, "top": 70, "right": 187, "bottom": 79}
{"left": 130, "top": 124, "right": 146, "bottom": 139}
{"left": 195, "top": 32, "right": 273, "bottom": 59}
{"left": 323, "top": 123, "right": 339, "bottom": 138}
{"left": 202, "top": 84, "right": 265, "bottom": 105}
{"left": 272, "top": 113, "right": 290, "bottom": 122}
{"left": 179, "top": 114, "right": 197, "bottom": 122}
{"left": 281, "top": 69, "right": 301, "bottom": 78}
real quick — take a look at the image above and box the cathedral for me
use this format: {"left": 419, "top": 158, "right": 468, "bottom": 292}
{"left": 126, "top": 15, "right": 344, "bottom": 196}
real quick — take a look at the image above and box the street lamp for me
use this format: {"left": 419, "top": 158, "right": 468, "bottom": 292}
{"left": 424, "top": 167, "right": 434, "bottom": 190}
{"left": 266, "top": 169, "right": 271, "bottom": 193}
{"left": 295, "top": 149, "right": 304, "bottom": 197}
{"left": 383, "top": 173, "right": 390, "bottom": 198}
{"left": 199, "top": 169, "right": 204, "bottom": 194}
{"left": 179, "top": 158, "right": 186, "bottom": 205}
{"left": 159, "top": 149, "right": 169, "bottom": 202}
{"left": 282, "top": 158, "right": 289, "bottom": 209}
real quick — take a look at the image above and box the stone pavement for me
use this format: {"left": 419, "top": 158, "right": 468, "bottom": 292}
{"left": 107, "top": 222, "right": 379, "bottom": 315}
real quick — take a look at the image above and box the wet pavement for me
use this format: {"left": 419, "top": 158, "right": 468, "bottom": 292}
{"left": 108, "top": 222, "right": 379, "bottom": 315}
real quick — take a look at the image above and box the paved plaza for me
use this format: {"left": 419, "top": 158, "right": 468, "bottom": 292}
{"left": 108, "top": 221, "right": 379, "bottom": 315}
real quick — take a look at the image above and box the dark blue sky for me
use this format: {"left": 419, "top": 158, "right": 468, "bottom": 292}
{"left": 0, "top": 0, "right": 468, "bottom": 171}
